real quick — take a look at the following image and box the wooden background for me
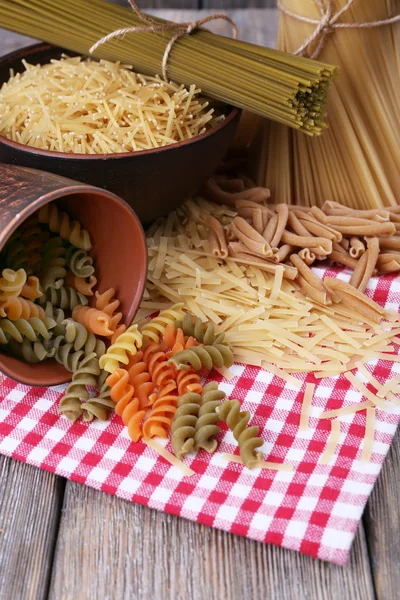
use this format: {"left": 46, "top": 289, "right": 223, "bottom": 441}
{"left": 0, "top": 7, "right": 400, "bottom": 600}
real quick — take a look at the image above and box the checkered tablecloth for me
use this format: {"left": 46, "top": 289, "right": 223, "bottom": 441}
{"left": 0, "top": 269, "right": 399, "bottom": 565}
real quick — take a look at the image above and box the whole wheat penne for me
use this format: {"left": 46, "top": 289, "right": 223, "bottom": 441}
{"left": 377, "top": 252, "right": 400, "bottom": 265}
{"left": 349, "top": 251, "right": 369, "bottom": 289}
{"left": 325, "top": 218, "right": 395, "bottom": 236}
{"left": 322, "top": 201, "right": 390, "bottom": 220}
{"left": 205, "top": 178, "right": 270, "bottom": 206}
{"left": 357, "top": 238, "right": 380, "bottom": 292}
{"left": 224, "top": 223, "right": 237, "bottom": 241}
{"left": 378, "top": 237, "right": 400, "bottom": 250}
{"left": 207, "top": 215, "right": 228, "bottom": 258}
{"left": 214, "top": 176, "right": 245, "bottom": 192}
{"left": 340, "top": 238, "right": 350, "bottom": 250}
{"left": 252, "top": 208, "right": 267, "bottom": 234}
{"left": 290, "top": 254, "right": 326, "bottom": 291}
{"left": 288, "top": 211, "right": 310, "bottom": 237}
{"left": 297, "top": 275, "right": 332, "bottom": 305}
{"left": 349, "top": 237, "right": 365, "bottom": 258}
{"left": 298, "top": 216, "right": 342, "bottom": 242}
{"left": 323, "top": 278, "right": 384, "bottom": 322}
{"left": 233, "top": 217, "right": 273, "bottom": 256}
{"left": 263, "top": 214, "right": 278, "bottom": 244}
{"left": 227, "top": 248, "right": 298, "bottom": 279}
{"left": 281, "top": 231, "right": 332, "bottom": 255}
{"left": 298, "top": 247, "right": 316, "bottom": 265}
{"left": 377, "top": 259, "right": 400, "bottom": 273}
{"left": 270, "top": 204, "right": 289, "bottom": 247}
{"left": 310, "top": 206, "right": 327, "bottom": 223}
{"left": 270, "top": 244, "right": 294, "bottom": 263}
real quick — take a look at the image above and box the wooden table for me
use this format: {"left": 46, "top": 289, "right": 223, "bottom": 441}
{"left": 0, "top": 11, "right": 399, "bottom": 600}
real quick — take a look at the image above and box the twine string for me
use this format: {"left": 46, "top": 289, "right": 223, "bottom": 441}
{"left": 278, "top": 0, "right": 400, "bottom": 59}
{"left": 90, "top": 0, "right": 237, "bottom": 81}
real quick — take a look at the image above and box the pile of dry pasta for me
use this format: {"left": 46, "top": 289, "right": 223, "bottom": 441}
{"left": 0, "top": 56, "right": 222, "bottom": 153}
{"left": 141, "top": 176, "right": 400, "bottom": 377}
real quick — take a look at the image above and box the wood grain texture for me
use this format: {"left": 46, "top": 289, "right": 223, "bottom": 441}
{"left": 50, "top": 482, "right": 375, "bottom": 600}
{"left": 0, "top": 456, "right": 64, "bottom": 600}
{"left": 363, "top": 433, "right": 400, "bottom": 600}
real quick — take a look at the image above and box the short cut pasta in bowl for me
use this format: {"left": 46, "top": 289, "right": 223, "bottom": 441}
{"left": 0, "top": 163, "right": 147, "bottom": 387}
{"left": 0, "top": 43, "right": 241, "bottom": 224}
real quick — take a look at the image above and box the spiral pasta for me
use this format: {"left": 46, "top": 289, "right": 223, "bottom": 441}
{"left": 169, "top": 344, "right": 234, "bottom": 371}
{"left": 40, "top": 237, "right": 68, "bottom": 290}
{"left": 216, "top": 400, "right": 264, "bottom": 468}
{"left": 175, "top": 368, "right": 202, "bottom": 396}
{"left": 2, "top": 227, "right": 47, "bottom": 275}
{"left": 171, "top": 391, "right": 202, "bottom": 459}
{"left": 0, "top": 316, "right": 56, "bottom": 343}
{"left": 72, "top": 305, "right": 113, "bottom": 337}
{"left": 127, "top": 351, "right": 156, "bottom": 409}
{"left": 40, "top": 285, "right": 88, "bottom": 311}
{"left": 38, "top": 204, "right": 92, "bottom": 250}
{"left": 95, "top": 288, "right": 126, "bottom": 343}
{"left": 0, "top": 296, "right": 45, "bottom": 321}
{"left": 99, "top": 325, "right": 143, "bottom": 373}
{"left": 174, "top": 315, "right": 227, "bottom": 346}
{"left": 106, "top": 368, "right": 145, "bottom": 442}
{"left": 62, "top": 318, "right": 106, "bottom": 358}
{"left": 65, "top": 273, "right": 97, "bottom": 297}
{"left": 65, "top": 247, "right": 95, "bottom": 278}
{"left": 141, "top": 303, "right": 185, "bottom": 345}
{"left": 51, "top": 335, "right": 85, "bottom": 372}
{"left": 0, "top": 268, "right": 27, "bottom": 300}
{"left": 142, "top": 385, "right": 178, "bottom": 439}
{"left": 163, "top": 324, "right": 197, "bottom": 355}
{"left": 81, "top": 387, "right": 115, "bottom": 422}
{"left": 59, "top": 352, "right": 100, "bottom": 422}
{"left": 42, "top": 302, "right": 66, "bottom": 336}
{"left": 21, "top": 276, "right": 42, "bottom": 300}
{"left": 194, "top": 382, "right": 226, "bottom": 453}
{"left": 20, "top": 338, "right": 56, "bottom": 363}
{"left": 143, "top": 343, "right": 176, "bottom": 390}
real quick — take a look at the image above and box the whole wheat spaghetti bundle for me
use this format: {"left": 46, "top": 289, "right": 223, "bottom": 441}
{"left": 254, "top": 0, "right": 400, "bottom": 208}
{"left": 0, "top": 0, "right": 336, "bottom": 134}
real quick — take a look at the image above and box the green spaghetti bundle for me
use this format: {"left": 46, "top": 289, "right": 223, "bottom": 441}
{"left": 0, "top": 0, "right": 336, "bottom": 135}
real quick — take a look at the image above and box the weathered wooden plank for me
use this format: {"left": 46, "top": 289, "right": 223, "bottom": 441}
{"left": 363, "top": 433, "right": 400, "bottom": 600}
{"left": 49, "top": 482, "right": 375, "bottom": 600}
{"left": 203, "top": 0, "right": 277, "bottom": 9}
{"left": 0, "top": 456, "right": 64, "bottom": 600}
{"left": 108, "top": 0, "right": 198, "bottom": 9}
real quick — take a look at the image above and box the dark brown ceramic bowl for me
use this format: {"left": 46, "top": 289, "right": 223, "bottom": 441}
{"left": 0, "top": 43, "right": 241, "bottom": 224}
{"left": 0, "top": 164, "right": 147, "bottom": 387}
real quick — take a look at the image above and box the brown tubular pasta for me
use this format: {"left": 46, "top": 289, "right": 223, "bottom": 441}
{"left": 349, "top": 238, "right": 380, "bottom": 292}
{"left": 269, "top": 204, "right": 289, "bottom": 247}
{"left": 226, "top": 245, "right": 298, "bottom": 279}
{"left": 262, "top": 214, "right": 278, "bottom": 243}
{"left": 204, "top": 178, "right": 270, "bottom": 206}
{"left": 323, "top": 278, "right": 385, "bottom": 323}
{"left": 252, "top": 208, "right": 266, "bottom": 234}
{"left": 377, "top": 254, "right": 400, "bottom": 273}
{"left": 297, "top": 214, "right": 342, "bottom": 242}
{"left": 290, "top": 254, "right": 326, "bottom": 292}
{"left": 340, "top": 238, "right": 350, "bottom": 250}
{"left": 378, "top": 237, "right": 400, "bottom": 250}
{"left": 287, "top": 212, "right": 311, "bottom": 237}
{"left": 297, "top": 274, "right": 332, "bottom": 305}
{"left": 270, "top": 244, "right": 293, "bottom": 263}
{"left": 298, "top": 247, "right": 316, "bottom": 265}
{"left": 349, "top": 237, "right": 365, "bottom": 259}
{"left": 330, "top": 242, "right": 359, "bottom": 269}
{"left": 322, "top": 202, "right": 390, "bottom": 220}
{"left": 324, "top": 217, "right": 395, "bottom": 237}
{"left": 207, "top": 215, "right": 228, "bottom": 259}
{"left": 310, "top": 206, "right": 327, "bottom": 223}
{"left": 213, "top": 176, "right": 245, "bottom": 192}
{"left": 281, "top": 231, "right": 332, "bottom": 255}
{"left": 232, "top": 217, "right": 272, "bottom": 256}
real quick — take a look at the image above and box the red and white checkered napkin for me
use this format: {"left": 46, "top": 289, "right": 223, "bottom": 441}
{"left": 0, "top": 269, "right": 400, "bottom": 566}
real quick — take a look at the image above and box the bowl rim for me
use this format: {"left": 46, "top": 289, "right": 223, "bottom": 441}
{"left": 0, "top": 42, "right": 241, "bottom": 161}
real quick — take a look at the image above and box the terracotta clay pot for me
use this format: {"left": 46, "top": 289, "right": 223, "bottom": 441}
{"left": 0, "top": 43, "right": 241, "bottom": 224}
{"left": 0, "top": 164, "right": 147, "bottom": 387}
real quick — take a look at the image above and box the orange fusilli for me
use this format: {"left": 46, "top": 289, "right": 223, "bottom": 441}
{"left": 142, "top": 384, "right": 178, "bottom": 439}
{"left": 95, "top": 288, "right": 126, "bottom": 343}
{"left": 107, "top": 368, "right": 145, "bottom": 442}
{"left": 72, "top": 304, "right": 113, "bottom": 337}
{"left": 143, "top": 342, "right": 176, "bottom": 390}
{"left": 127, "top": 351, "right": 156, "bottom": 408}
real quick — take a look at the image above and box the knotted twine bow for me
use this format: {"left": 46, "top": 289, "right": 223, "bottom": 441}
{"left": 90, "top": 0, "right": 237, "bottom": 82}
{"left": 278, "top": 0, "right": 400, "bottom": 59}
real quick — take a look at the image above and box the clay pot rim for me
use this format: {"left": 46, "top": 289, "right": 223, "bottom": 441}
{"left": 0, "top": 181, "right": 148, "bottom": 387}
{"left": 0, "top": 42, "right": 240, "bottom": 161}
